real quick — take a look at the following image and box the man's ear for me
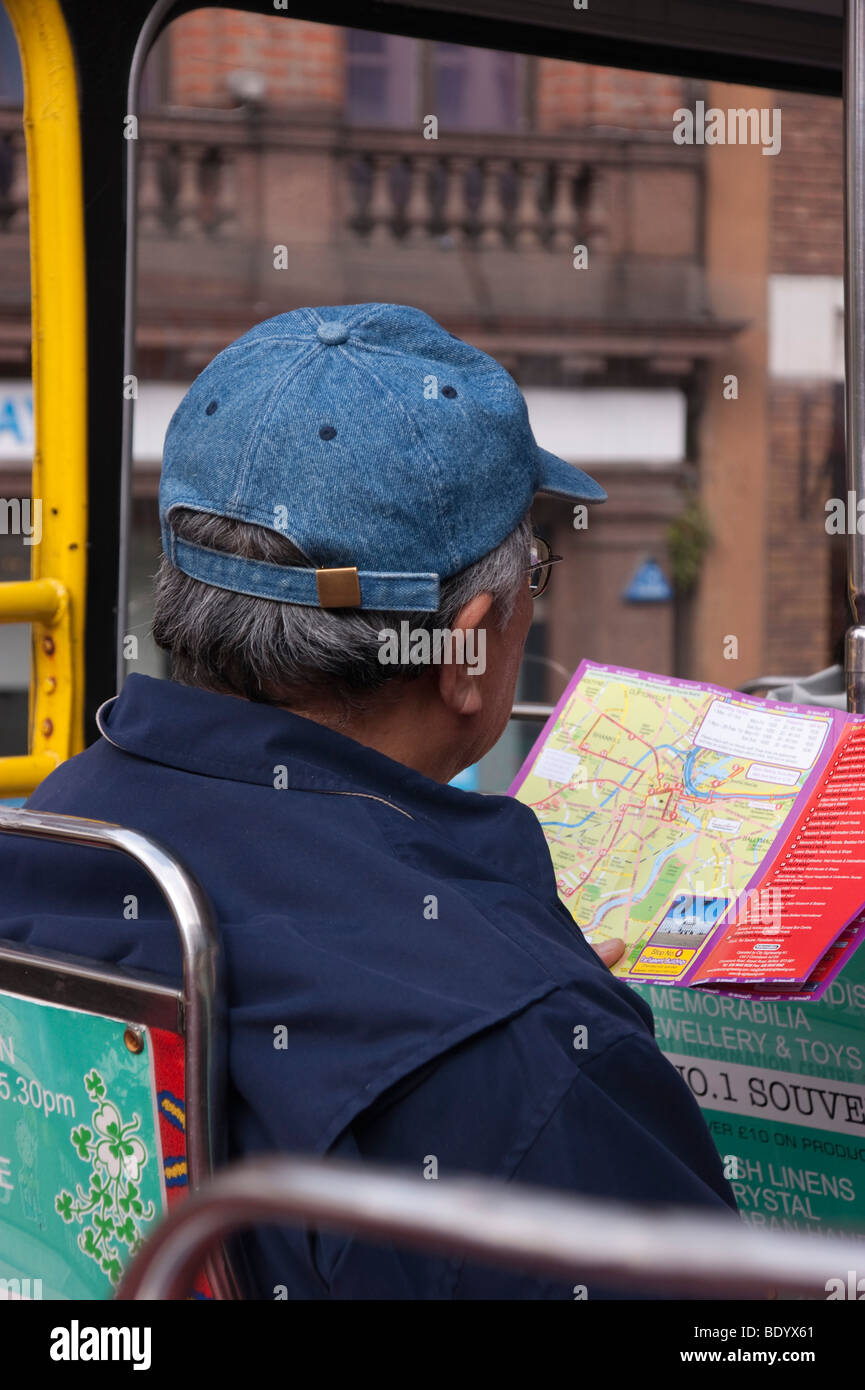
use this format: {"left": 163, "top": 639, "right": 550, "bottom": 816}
{"left": 437, "top": 591, "right": 493, "bottom": 716}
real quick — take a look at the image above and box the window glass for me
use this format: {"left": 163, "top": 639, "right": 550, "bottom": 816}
{"left": 0, "top": 10, "right": 23, "bottom": 106}
{"left": 432, "top": 43, "right": 521, "bottom": 131}
{"left": 345, "top": 31, "right": 417, "bottom": 126}
{"left": 132, "top": 11, "right": 845, "bottom": 792}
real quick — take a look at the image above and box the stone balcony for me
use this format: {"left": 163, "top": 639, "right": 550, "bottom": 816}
{"left": 0, "top": 106, "right": 740, "bottom": 380}
{"left": 127, "top": 110, "right": 729, "bottom": 374}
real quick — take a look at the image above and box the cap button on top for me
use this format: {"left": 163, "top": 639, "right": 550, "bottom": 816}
{"left": 317, "top": 321, "right": 350, "bottom": 346}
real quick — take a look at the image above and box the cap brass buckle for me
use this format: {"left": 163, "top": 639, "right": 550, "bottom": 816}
{"left": 315, "top": 566, "right": 362, "bottom": 608}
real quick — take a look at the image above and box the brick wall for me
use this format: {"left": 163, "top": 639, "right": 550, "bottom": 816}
{"left": 165, "top": 12, "right": 341, "bottom": 112}
{"left": 536, "top": 60, "right": 687, "bottom": 133}
{"left": 763, "top": 91, "right": 844, "bottom": 677}
{"left": 770, "top": 91, "right": 842, "bottom": 276}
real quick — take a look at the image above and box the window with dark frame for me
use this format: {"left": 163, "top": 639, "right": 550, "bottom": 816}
{"left": 345, "top": 32, "right": 527, "bottom": 132}
{"left": 345, "top": 31, "right": 418, "bottom": 127}
{"left": 431, "top": 42, "right": 521, "bottom": 131}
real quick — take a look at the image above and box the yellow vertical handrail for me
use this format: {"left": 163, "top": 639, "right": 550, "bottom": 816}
{"left": 1, "top": 0, "right": 87, "bottom": 797}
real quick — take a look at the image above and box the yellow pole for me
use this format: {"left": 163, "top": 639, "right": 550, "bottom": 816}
{"left": 1, "top": 0, "right": 88, "bottom": 797}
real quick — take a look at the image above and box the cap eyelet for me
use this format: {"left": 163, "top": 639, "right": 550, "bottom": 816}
{"left": 319, "top": 425, "right": 337, "bottom": 441}
{"left": 441, "top": 385, "right": 458, "bottom": 399}
{"left": 205, "top": 400, "right": 218, "bottom": 416}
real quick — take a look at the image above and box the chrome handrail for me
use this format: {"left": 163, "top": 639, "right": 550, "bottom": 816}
{"left": 736, "top": 676, "right": 807, "bottom": 694}
{"left": 118, "top": 1153, "right": 865, "bottom": 1301}
{"left": 0, "top": 804, "right": 237, "bottom": 1299}
{"left": 509, "top": 702, "right": 555, "bottom": 721}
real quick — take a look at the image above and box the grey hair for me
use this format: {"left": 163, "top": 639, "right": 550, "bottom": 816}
{"left": 152, "top": 508, "right": 532, "bottom": 715}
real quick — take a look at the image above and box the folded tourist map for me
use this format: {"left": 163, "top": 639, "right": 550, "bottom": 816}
{"left": 510, "top": 661, "right": 865, "bottom": 1000}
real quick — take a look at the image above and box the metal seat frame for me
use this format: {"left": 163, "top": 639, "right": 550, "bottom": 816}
{"left": 117, "top": 1152, "right": 865, "bottom": 1302}
{"left": 0, "top": 803, "right": 238, "bottom": 1300}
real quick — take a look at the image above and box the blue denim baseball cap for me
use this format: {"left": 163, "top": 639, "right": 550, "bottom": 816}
{"left": 159, "top": 303, "right": 607, "bottom": 611}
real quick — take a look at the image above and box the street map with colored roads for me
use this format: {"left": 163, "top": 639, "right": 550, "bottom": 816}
{"left": 510, "top": 661, "right": 838, "bottom": 988}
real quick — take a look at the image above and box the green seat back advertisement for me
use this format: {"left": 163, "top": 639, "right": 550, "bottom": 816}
{"left": 0, "top": 993, "right": 164, "bottom": 1299}
{"left": 633, "top": 950, "right": 865, "bottom": 1238}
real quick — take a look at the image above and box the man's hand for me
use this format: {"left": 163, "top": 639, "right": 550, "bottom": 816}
{"left": 592, "top": 937, "right": 625, "bottom": 969}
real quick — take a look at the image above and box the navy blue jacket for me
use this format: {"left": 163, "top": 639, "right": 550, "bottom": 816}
{"left": 2, "top": 674, "right": 736, "bottom": 1298}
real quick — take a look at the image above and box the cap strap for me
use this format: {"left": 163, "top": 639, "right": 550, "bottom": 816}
{"left": 165, "top": 530, "right": 441, "bottom": 611}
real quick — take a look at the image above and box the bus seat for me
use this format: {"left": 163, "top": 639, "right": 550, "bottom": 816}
{"left": 0, "top": 805, "right": 237, "bottom": 1300}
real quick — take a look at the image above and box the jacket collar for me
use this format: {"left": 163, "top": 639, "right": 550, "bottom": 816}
{"left": 96, "top": 675, "right": 540, "bottom": 868}
{"left": 97, "top": 675, "right": 554, "bottom": 897}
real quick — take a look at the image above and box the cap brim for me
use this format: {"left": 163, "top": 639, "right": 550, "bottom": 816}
{"left": 535, "top": 447, "right": 607, "bottom": 503}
